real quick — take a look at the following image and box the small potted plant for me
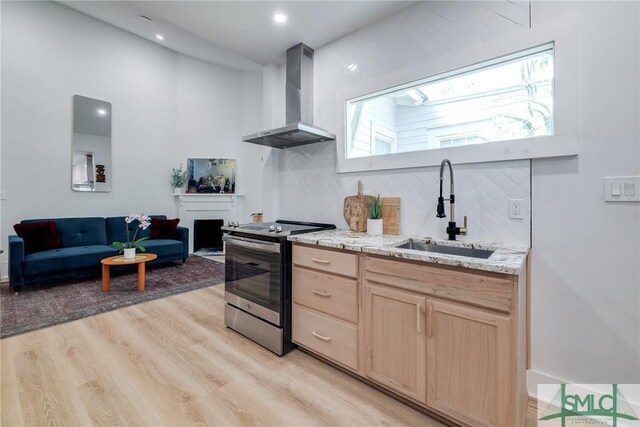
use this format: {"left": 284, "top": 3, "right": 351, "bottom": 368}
{"left": 367, "top": 195, "right": 383, "bottom": 235}
{"left": 170, "top": 163, "right": 187, "bottom": 194}
{"left": 112, "top": 214, "right": 151, "bottom": 259}
{"left": 251, "top": 212, "right": 263, "bottom": 224}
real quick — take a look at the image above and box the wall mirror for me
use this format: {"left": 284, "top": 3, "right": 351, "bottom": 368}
{"left": 72, "top": 95, "right": 112, "bottom": 192}
{"left": 186, "top": 158, "right": 236, "bottom": 194}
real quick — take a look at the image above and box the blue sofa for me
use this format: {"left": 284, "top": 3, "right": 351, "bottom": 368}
{"left": 9, "top": 215, "right": 188, "bottom": 290}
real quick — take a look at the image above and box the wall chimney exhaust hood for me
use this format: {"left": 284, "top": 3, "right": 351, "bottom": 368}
{"left": 243, "top": 43, "right": 336, "bottom": 149}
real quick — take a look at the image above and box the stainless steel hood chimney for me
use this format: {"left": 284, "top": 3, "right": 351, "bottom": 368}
{"left": 243, "top": 43, "right": 336, "bottom": 149}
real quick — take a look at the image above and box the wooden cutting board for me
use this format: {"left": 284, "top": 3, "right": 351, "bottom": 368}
{"left": 343, "top": 181, "right": 374, "bottom": 232}
{"left": 381, "top": 197, "right": 401, "bottom": 235}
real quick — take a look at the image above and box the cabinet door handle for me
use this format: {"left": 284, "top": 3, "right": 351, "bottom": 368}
{"left": 312, "top": 289, "right": 331, "bottom": 297}
{"left": 428, "top": 305, "right": 434, "bottom": 338}
{"left": 312, "top": 331, "right": 331, "bottom": 342}
{"left": 416, "top": 303, "right": 422, "bottom": 334}
{"left": 311, "top": 258, "right": 331, "bottom": 265}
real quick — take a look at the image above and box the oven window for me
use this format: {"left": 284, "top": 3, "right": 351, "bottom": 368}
{"left": 225, "top": 239, "right": 282, "bottom": 313}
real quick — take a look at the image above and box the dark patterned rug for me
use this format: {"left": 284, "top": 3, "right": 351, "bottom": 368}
{"left": 0, "top": 255, "right": 225, "bottom": 339}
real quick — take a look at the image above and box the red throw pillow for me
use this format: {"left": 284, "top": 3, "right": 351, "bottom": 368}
{"left": 150, "top": 218, "right": 180, "bottom": 240}
{"left": 13, "top": 221, "right": 63, "bottom": 255}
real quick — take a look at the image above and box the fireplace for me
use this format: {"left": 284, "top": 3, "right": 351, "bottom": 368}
{"left": 193, "top": 219, "right": 224, "bottom": 252}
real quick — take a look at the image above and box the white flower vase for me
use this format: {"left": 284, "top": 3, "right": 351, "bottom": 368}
{"left": 174, "top": 187, "right": 182, "bottom": 195}
{"left": 367, "top": 218, "right": 383, "bottom": 235}
{"left": 123, "top": 248, "right": 136, "bottom": 259}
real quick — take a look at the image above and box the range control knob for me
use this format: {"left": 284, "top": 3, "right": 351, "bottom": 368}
{"left": 269, "top": 225, "right": 276, "bottom": 232}
{"left": 227, "top": 221, "right": 234, "bottom": 227}
{"left": 276, "top": 225, "right": 283, "bottom": 232}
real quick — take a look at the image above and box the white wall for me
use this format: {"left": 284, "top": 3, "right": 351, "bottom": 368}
{"left": 529, "top": 1, "right": 640, "bottom": 386}
{"left": 173, "top": 54, "right": 265, "bottom": 222}
{"left": 0, "top": 1, "right": 264, "bottom": 274}
{"left": 268, "top": 0, "right": 640, "bottom": 390}
{"left": 275, "top": 1, "right": 534, "bottom": 246}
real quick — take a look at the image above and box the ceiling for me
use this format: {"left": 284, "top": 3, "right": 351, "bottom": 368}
{"left": 61, "top": 1, "right": 416, "bottom": 69}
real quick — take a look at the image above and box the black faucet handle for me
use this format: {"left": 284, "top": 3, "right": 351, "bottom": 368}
{"left": 436, "top": 197, "right": 446, "bottom": 218}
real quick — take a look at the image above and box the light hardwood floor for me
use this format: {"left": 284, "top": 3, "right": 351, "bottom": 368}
{"left": 1, "top": 284, "right": 538, "bottom": 426}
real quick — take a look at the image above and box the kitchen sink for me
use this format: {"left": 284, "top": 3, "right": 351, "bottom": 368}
{"left": 395, "top": 240, "right": 494, "bottom": 259}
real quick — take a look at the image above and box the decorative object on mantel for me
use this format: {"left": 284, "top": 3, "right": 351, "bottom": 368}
{"left": 380, "top": 197, "right": 400, "bottom": 235}
{"left": 187, "top": 158, "right": 236, "bottom": 194}
{"left": 251, "top": 212, "right": 263, "bottom": 224}
{"left": 367, "top": 194, "right": 384, "bottom": 235}
{"left": 170, "top": 163, "right": 187, "bottom": 194}
{"left": 343, "top": 180, "right": 374, "bottom": 232}
{"left": 112, "top": 213, "right": 151, "bottom": 259}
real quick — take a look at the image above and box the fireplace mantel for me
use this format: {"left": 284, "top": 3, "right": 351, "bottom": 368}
{"left": 173, "top": 193, "right": 243, "bottom": 199}
{"left": 174, "top": 193, "right": 243, "bottom": 253}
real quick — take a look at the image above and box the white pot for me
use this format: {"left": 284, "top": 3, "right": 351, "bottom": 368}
{"left": 123, "top": 248, "right": 136, "bottom": 259}
{"left": 367, "top": 218, "right": 383, "bottom": 235}
{"left": 173, "top": 187, "right": 183, "bottom": 195}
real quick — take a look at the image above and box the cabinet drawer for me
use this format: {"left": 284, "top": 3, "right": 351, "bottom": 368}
{"left": 293, "top": 267, "right": 358, "bottom": 323}
{"left": 292, "top": 305, "right": 358, "bottom": 370}
{"left": 365, "top": 256, "right": 514, "bottom": 313}
{"left": 293, "top": 245, "right": 358, "bottom": 278}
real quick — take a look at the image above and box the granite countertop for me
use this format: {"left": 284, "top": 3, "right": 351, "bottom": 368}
{"left": 288, "top": 229, "right": 528, "bottom": 275}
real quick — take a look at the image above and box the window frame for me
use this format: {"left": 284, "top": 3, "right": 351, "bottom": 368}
{"left": 335, "top": 31, "right": 579, "bottom": 174}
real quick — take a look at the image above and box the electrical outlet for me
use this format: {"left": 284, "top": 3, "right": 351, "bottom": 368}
{"left": 509, "top": 199, "right": 524, "bottom": 219}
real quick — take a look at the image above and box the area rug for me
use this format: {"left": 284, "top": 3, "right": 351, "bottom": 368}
{"left": 0, "top": 255, "right": 225, "bottom": 339}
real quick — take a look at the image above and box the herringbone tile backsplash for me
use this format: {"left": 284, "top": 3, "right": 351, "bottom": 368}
{"left": 278, "top": 141, "right": 530, "bottom": 247}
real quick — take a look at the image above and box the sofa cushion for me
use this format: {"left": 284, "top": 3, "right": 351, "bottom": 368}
{"left": 13, "top": 221, "right": 63, "bottom": 255}
{"left": 150, "top": 218, "right": 180, "bottom": 240}
{"left": 106, "top": 215, "right": 166, "bottom": 245}
{"left": 136, "top": 239, "right": 183, "bottom": 258}
{"left": 23, "top": 245, "right": 117, "bottom": 276}
{"left": 22, "top": 217, "right": 107, "bottom": 248}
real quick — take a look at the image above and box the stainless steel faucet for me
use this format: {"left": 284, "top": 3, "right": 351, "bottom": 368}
{"left": 437, "top": 159, "right": 467, "bottom": 241}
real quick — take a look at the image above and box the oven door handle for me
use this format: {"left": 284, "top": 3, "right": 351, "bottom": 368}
{"left": 223, "top": 236, "right": 282, "bottom": 254}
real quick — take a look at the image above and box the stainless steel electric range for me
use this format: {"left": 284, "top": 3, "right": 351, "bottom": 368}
{"left": 221, "top": 220, "right": 335, "bottom": 355}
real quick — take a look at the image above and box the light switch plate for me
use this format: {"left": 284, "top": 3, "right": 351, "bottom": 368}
{"left": 604, "top": 176, "right": 640, "bottom": 202}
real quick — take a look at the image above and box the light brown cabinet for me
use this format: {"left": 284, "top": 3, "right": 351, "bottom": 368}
{"left": 292, "top": 305, "right": 358, "bottom": 370}
{"left": 291, "top": 243, "right": 527, "bottom": 427}
{"left": 291, "top": 245, "right": 361, "bottom": 372}
{"left": 292, "top": 267, "right": 358, "bottom": 323}
{"left": 426, "top": 299, "right": 512, "bottom": 427}
{"left": 363, "top": 283, "right": 426, "bottom": 403}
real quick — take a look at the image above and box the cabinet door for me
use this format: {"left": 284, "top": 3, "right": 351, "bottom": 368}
{"left": 364, "top": 283, "right": 426, "bottom": 403}
{"left": 426, "top": 299, "right": 511, "bottom": 427}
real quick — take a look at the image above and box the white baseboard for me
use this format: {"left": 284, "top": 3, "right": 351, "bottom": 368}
{"left": 527, "top": 369, "right": 640, "bottom": 408}
{"left": 527, "top": 370, "right": 568, "bottom": 402}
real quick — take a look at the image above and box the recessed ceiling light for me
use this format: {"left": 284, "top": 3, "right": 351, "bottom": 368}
{"left": 155, "top": 34, "right": 164, "bottom": 41}
{"left": 347, "top": 63, "right": 358, "bottom": 72}
{"left": 97, "top": 109, "right": 107, "bottom": 116}
{"left": 273, "top": 13, "right": 287, "bottom": 24}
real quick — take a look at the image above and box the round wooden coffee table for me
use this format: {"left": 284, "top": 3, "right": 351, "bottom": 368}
{"left": 101, "top": 253, "right": 158, "bottom": 292}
